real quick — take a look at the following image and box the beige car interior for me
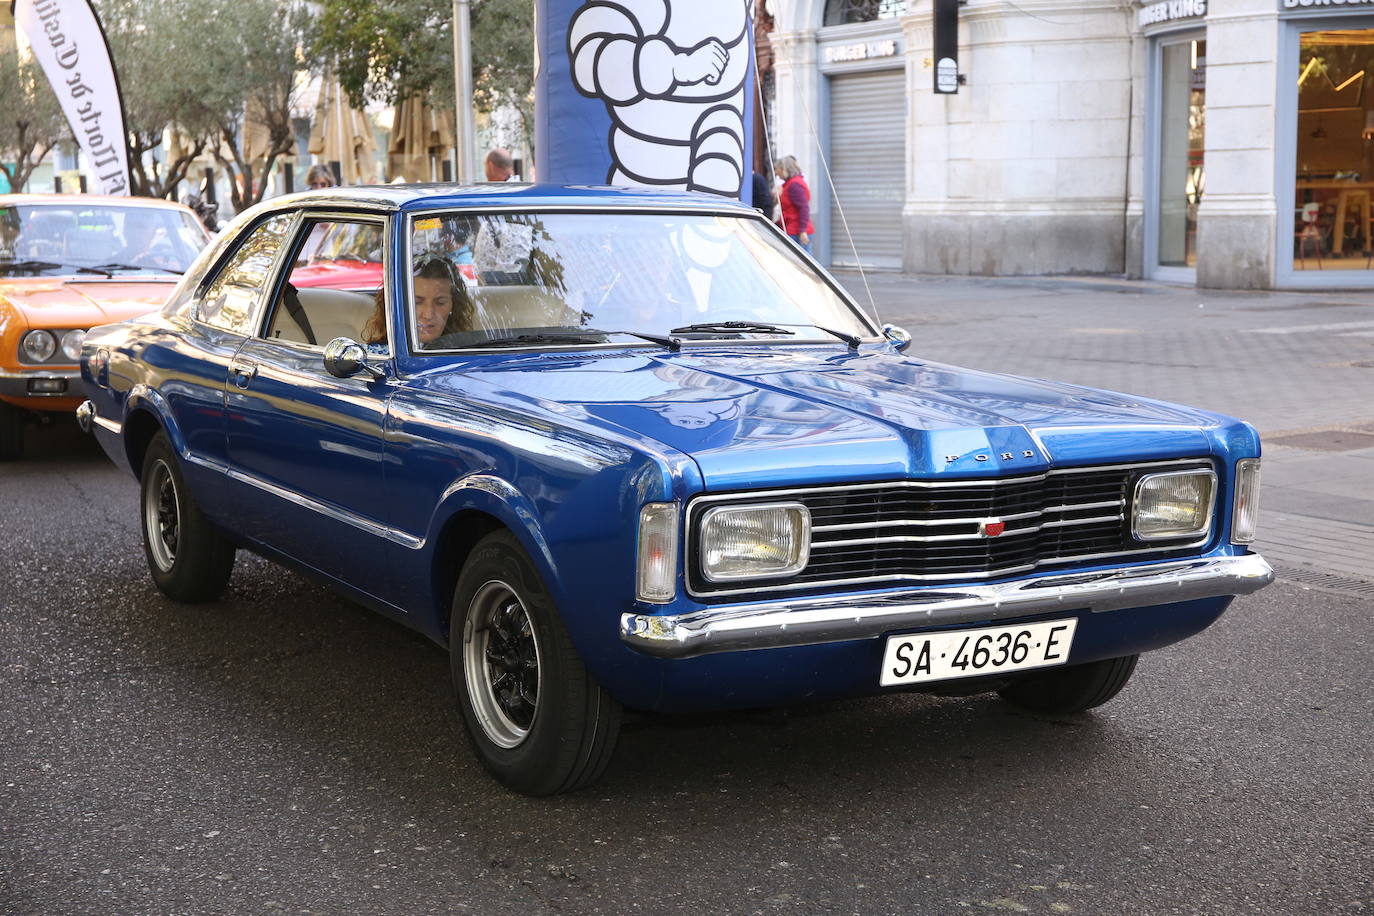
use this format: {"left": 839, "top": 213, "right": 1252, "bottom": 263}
{"left": 268, "top": 285, "right": 378, "bottom": 347}
{"left": 267, "top": 283, "right": 582, "bottom": 350}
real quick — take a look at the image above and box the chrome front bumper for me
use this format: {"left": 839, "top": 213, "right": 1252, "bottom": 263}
{"left": 620, "top": 553, "right": 1274, "bottom": 659}
{"left": 76, "top": 399, "right": 95, "bottom": 433}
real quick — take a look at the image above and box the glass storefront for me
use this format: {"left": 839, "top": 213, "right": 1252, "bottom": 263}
{"left": 1293, "top": 29, "right": 1374, "bottom": 272}
{"left": 1157, "top": 38, "right": 1207, "bottom": 269}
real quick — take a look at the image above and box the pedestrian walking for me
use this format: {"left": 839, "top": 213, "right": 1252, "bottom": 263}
{"left": 774, "top": 155, "right": 813, "bottom": 253}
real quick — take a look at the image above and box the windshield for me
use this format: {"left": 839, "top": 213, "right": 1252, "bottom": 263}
{"left": 0, "top": 203, "right": 209, "bottom": 275}
{"left": 406, "top": 210, "right": 873, "bottom": 351}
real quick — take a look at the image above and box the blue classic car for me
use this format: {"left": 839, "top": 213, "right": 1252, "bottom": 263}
{"left": 78, "top": 185, "right": 1272, "bottom": 794}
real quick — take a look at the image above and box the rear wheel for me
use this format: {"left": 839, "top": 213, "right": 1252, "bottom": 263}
{"left": 140, "top": 432, "right": 235, "bottom": 602}
{"left": 450, "top": 530, "right": 621, "bottom": 795}
{"left": 997, "top": 654, "right": 1139, "bottom": 714}
{"left": 0, "top": 402, "right": 25, "bottom": 460}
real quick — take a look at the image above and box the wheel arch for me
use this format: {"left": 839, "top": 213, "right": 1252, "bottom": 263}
{"left": 122, "top": 385, "right": 188, "bottom": 480}
{"left": 425, "top": 474, "right": 561, "bottom": 644}
{"left": 122, "top": 408, "right": 164, "bottom": 481}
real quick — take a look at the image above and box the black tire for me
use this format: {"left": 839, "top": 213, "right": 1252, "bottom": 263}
{"left": 0, "top": 402, "right": 25, "bottom": 460}
{"left": 997, "top": 654, "right": 1139, "bottom": 714}
{"left": 450, "top": 530, "right": 622, "bottom": 796}
{"left": 139, "top": 432, "right": 235, "bottom": 602}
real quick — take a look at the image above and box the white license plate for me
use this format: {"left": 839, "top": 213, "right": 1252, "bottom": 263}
{"left": 879, "top": 619, "right": 1078, "bottom": 687}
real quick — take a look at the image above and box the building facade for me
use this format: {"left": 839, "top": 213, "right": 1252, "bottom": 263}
{"left": 769, "top": 0, "right": 1374, "bottom": 289}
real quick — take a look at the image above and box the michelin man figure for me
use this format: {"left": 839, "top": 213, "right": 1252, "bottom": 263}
{"left": 567, "top": 0, "right": 750, "bottom": 197}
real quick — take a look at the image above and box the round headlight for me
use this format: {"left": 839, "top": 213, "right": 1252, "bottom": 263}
{"left": 20, "top": 329, "right": 57, "bottom": 363}
{"left": 61, "top": 329, "right": 87, "bottom": 362}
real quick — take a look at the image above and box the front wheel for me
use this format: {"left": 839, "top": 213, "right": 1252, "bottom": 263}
{"left": 997, "top": 654, "right": 1139, "bottom": 714}
{"left": 140, "top": 432, "right": 235, "bottom": 602}
{"left": 450, "top": 530, "right": 621, "bottom": 795}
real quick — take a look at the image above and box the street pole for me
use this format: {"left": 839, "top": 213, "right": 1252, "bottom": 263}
{"left": 452, "top": 0, "right": 478, "bottom": 183}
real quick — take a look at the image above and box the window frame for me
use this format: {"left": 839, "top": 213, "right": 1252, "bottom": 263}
{"left": 1274, "top": 15, "right": 1374, "bottom": 288}
{"left": 192, "top": 211, "right": 300, "bottom": 336}
{"left": 256, "top": 211, "right": 393, "bottom": 355}
{"left": 397, "top": 204, "right": 880, "bottom": 358}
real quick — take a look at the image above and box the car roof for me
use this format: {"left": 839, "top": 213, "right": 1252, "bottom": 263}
{"left": 0, "top": 193, "right": 201, "bottom": 214}
{"left": 271, "top": 183, "right": 760, "bottom": 214}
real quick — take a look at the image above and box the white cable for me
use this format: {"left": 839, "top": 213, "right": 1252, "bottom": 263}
{"left": 792, "top": 69, "right": 881, "bottom": 325}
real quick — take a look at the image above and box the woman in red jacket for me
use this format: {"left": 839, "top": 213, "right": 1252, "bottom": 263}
{"left": 774, "top": 155, "right": 814, "bottom": 253}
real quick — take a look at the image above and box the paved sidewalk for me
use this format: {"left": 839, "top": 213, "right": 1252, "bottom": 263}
{"left": 834, "top": 271, "right": 1374, "bottom": 594}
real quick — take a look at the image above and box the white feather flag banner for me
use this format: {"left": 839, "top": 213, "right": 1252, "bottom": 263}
{"left": 12, "top": 0, "right": 132, "bottom": 195}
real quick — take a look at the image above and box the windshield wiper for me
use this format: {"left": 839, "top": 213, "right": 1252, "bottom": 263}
{"left": 0, "top": 259, "right": 64, "bottom": 274}
{"left": 452, "top": 328, "right": 681, "bottom": 351}
{"left": 669, "top": 321, "right": 796, "bottom": 337}
{"left": 772, "top": 322, "right": 863, "bottom": 350}
{"left": 453, "top": 331, "right": 613, "bottom": 349}
{"left": 667, "top": 320, "right": 861, "bottom": 349}
{"left": 86, "top": 262, "right": 183, "bottom": 275}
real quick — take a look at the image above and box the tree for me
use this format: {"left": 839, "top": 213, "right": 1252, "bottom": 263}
{"left": 97, "top": 0, "right": 220, "bottom": 198}
{"left": 98, "top": 0, "right": 315, "bottom": 210}
{"left": 204, "top": 0, "right": 317, "bottom": 213}
{"left": 314, "top": 0, "right": 534, "bottom": 149}
{"left": 0, "top": 31, "right": 68, "bottom": 193}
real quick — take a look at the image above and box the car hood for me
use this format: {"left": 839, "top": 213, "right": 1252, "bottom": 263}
{"left": 425, "top": 347, "right": 1234, "bottom": 490}
{"left": 0, "top": 277, "right": 175, "bottom": 328}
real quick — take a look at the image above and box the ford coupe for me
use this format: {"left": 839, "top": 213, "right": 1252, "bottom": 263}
{"left": 78, "top": 185, "right": 1272, "bottom": 795}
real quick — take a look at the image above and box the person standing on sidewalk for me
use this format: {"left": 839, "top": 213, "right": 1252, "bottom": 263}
{"left": 774, "top": 155, "right": 814, "bottom": 253}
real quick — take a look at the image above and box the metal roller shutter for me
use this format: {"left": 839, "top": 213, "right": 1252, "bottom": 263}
{"left": 827, "top": 68, "right": 906, "bottom": 269}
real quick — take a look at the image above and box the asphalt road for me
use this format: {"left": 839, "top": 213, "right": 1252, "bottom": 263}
{"left": 2, "top": 421, "right": 1370, "bottom": 915}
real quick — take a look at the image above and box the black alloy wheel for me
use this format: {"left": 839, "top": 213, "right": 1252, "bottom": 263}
{"left": 139, "top": 432, "right": 236, "bottom": 602}
{"left": 450, "top": 530, "right": 622, "bottom": 795}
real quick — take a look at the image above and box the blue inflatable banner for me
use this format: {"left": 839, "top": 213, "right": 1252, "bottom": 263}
{"left": 535, "top": 0, "right": 755, "bottom": 200}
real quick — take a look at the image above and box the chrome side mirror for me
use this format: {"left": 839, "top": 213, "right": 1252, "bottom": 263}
{"left": 323, "top": 337, "right": 384, "bottom": 380}
{"left": 882, "top": 323, "right": 913, "bottom": 352}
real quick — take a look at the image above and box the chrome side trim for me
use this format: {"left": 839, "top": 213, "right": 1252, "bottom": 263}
{"left": 185, "top": 453, "right": 424, "bottom": 549}
{"left": 621, "top": 553, "right": 1274, "bottom": 659}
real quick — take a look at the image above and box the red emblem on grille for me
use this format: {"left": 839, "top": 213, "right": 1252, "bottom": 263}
{"left": 979, "top": 519, "right": 1006, "bottom": 537}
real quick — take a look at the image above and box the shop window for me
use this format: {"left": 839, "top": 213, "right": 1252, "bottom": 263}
{"left": 824, "top": 0, "right": 906, "bottom": 27}
{"left": 1293, "top": 29, "right": 1374, "bottom": 271}
{"left": 1158, "top": 39, "right": 1206, "bottom": 269}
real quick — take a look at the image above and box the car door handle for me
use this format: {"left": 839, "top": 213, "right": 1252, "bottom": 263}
{"left": 229, "top": 359, "right": 258, "bottom": 387}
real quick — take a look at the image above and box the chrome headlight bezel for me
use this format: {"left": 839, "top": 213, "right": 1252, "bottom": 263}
{"left": 1131, "top": 468, "right": 1217, "bottom": 542}
{"left": 20, "top": 329, "right": 58, "bottom": 363}
{"left": 698, "top": 501, "right": 811, "bottom": 583}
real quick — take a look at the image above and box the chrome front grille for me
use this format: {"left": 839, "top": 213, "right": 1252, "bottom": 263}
{"left": 686, "top": 459, "right": 1216, "bottom": 598}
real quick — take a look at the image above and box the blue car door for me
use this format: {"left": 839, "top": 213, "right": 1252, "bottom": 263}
{"left": 222, "top": 214, "right": 401, "bottom": 602}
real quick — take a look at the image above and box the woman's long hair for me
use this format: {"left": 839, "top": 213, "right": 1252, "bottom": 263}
{"left": 362, "top": 258, "right": 474, "bottom": 346}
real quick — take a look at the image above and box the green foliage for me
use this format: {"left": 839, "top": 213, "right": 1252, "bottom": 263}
{"left": 315, "top": 0, "right": 533, "bottom": 115}
{"left": 96, "top": 0, "right": 315, "bottom": 208}
{"left": 0, "top": 29, "right": 69, "bottom": 192}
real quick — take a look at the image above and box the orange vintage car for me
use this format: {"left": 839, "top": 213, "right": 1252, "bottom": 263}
{"left": 0, "top": 194, "right": 210, "bottom": 458}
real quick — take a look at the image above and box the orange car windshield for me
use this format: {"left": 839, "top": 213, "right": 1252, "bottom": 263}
{"left": 0, "top": 203, "right": 209, "bottom": 276}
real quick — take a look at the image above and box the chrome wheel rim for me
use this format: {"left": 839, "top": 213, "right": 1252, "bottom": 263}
{"left": 143, "top": 459, "right": 179, "bottom": 573}
{"left": 463, "top": 579, "right": 541, "bottom": 749}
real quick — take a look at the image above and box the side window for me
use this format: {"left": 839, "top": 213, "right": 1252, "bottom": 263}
{"left": 263, "top": 220, "right": 387, "bottom": 352}
{"left": 198, "top": 213, "right": 293, "bottom": 334}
